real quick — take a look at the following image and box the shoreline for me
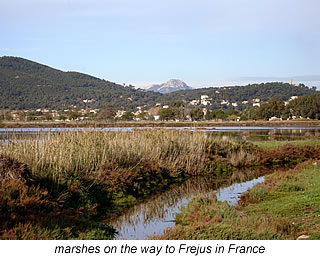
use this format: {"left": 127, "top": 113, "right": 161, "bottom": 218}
{"left": 1, "top": 120, "right": 320, "bottom": 129}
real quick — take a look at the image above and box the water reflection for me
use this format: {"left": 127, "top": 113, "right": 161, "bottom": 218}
{"left": 108, "top": 168, "right": 269, "bottom": 240}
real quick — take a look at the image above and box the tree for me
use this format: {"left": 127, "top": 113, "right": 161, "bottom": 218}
{"left": 190, "top": 108, "right": 203, "bottom": 121}
{"left": 257, "top": 98, "right": 284, "bottom": 120}
{"left": 98, "top": 107, "right": 116, "bottom": 120}
{"left": 121, "top": 111, "right": 134, "bottom": 121}
{"left": 159, "top": 108, "right": 175, "bottom": 121}
{"left": 136, "top": 112, "right": 149, "bottom": 120}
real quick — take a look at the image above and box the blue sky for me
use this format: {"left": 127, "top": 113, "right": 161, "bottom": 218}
{"left": 1, "top": 0, "right": 319, "bottom": 88}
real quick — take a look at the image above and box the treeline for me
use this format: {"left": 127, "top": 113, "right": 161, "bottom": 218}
{"left": 240, "top": 94, "right": 320, "bottom": 120}
{"left": 154, "top": 94, "right": 320, "bottom": 121}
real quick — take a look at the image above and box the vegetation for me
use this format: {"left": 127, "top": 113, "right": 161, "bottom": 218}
{"left": 253, "top": 139, "right": 320, "bottom": 150}
{"left": 156, "top": 82, "right": 317, "bottom": 111}
{"left": 241, "top": 94, "right": 320, "bottom": 120}
{"left": 0, "top": 154, "right": 115, "bottom": 239}
{"left": 154, "top": 161, "right": 320, "bottom": 240}
{"left": 0, "top": 130, "right": 261, "bottom": 239}
{"left": 1, "top": 129, "right": 320, "bottom": 239}
{"left": 0, "top": 56, "right": 161, "bottom": 110}
{"left": 1, "top": 57, "right": 317, "bottom": 112}
{"left": 286, "top": 94, "right": 320, "bottom": 120}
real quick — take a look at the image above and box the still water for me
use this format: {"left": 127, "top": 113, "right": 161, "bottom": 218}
{"left": 108, "top": 169, "right": 268, "bottom": 240}
{"left": 1, "top": 126, "right": 320, "bottom": 142}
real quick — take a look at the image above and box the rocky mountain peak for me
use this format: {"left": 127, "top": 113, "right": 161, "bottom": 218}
{"left": 147, "top": 79, "right": 192, "bottom": 94}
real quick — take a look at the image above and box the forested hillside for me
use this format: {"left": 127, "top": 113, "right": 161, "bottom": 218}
{"left": 0, "top": 57, "right": 317, "bottom": 111}
{"left": 155, "top": 82, "right": 317, "bottom": 110}
{"left": 0, "top": 57, "right": 161, "bottom": 110}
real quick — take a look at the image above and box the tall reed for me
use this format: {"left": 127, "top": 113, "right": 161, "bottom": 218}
{"left": 0, "top": 129, "right": 258, "bottom": 183}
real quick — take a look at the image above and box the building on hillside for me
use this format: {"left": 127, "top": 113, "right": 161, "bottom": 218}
{"left": 289, "top": 96, "right": 298, "bottom": 101}
{"left": 202, "top": 108, "right": 208, "bottom": 116}
{"left": 269, "top": 116, "right": 282, "bottom": 121}
{"left": 83, "top": 99, "right": 95, "bottom": 103}
{"left": 190, "top": 99, "right": 200, "bottom": 105}
{"left": 115, "top": 110, "right": 126, "bottom": 118}
{"left": 200, "top": 95, "right": 212, "bottom": 106}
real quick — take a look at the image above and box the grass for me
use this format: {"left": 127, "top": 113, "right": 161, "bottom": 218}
{"left": 1, "top": 130, "right": 258, "bottom": 178}
{"left": 0, "top": 154, "right": 115, "bottom": 239}
{"left": 154, "top": 161, "right": 320, "bottom": 240}
{"left": 253, "top": 139, "right": 320, "bottom": 150}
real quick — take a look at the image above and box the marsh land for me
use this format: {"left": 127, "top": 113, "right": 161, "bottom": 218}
{"left": 0, "top": 126, "right": 319, "bottom": 239}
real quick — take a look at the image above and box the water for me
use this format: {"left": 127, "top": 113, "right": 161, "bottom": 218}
{"left": 108, "top": 169, "right": 268, "bottom": 240}
{"left": 1, "top": 126, "right": 320, "bottom": 142}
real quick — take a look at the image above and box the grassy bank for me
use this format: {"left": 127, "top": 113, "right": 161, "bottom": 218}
{"left": 154, "top": 162, "right": 320, "bottom": 240}
{"left": 253, "top": 139, "right": 320, "bottom": 150}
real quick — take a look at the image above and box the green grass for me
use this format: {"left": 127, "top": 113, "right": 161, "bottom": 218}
{"left": 253, "top": 139, "right": 320, "bottom": 150}
{"left": 154, "top": 162, "right": 320, "bottom": 240}
{"left": 241, "top": 163, "right": 320, "bottom": 238}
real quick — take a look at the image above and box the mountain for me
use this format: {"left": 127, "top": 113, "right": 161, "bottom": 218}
{"left": 0, "top": 57, "right": 317, "bottom": 112}
{"left": 147, "top": 79, "right": 192, "bottom": 94}
{"left": 0, "top": 56, "right": 161, "bottom": 110}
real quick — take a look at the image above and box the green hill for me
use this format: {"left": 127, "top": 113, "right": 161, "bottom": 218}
{"left": 155, "top": 83, "right": 317, "bottom": 110}
{"left": 0, "top": 56, "right": 317, "bottom": 111}
{"left": 0, "top": 56, "right": 161, "bottom": 110}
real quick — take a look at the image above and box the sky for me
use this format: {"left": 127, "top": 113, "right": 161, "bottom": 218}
{"left": 1, "top": 0, "right": 320, "bottom": 88}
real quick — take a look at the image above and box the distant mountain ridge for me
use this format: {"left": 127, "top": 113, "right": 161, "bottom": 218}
{"left": 147, "top": 79, "right": 192, "bottom": 93}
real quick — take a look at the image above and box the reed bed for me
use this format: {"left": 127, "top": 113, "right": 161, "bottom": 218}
{"left": 0, "top": 129, "right": 258, "bottom": 182}
{"left": 0, "top": 129, "right": 260, "bottom": 239}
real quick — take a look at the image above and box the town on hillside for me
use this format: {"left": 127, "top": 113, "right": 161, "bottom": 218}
{"left": 1, "top": 93, "right": 319, "bottom": 122}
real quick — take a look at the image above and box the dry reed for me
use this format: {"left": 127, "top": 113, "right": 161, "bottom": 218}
{"left": 0, "top": 129, "right": 257, "bottom": 182}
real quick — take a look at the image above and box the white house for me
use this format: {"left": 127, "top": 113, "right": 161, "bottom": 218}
{"left": 289, "top": 96, "right": 298, "bottom": 101}
{"left": 200, "top": 95, "right": 212, "bottom": 106}
{"left": 190, "top": 99, "right": 200, "bottom": 105}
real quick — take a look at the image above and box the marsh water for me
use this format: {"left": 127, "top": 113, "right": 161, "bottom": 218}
{"left": 107, "top": 169, "right": 267, "bottom": 240}
{"left": 1, "top": 126, "right": 320, "bottom": 142}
